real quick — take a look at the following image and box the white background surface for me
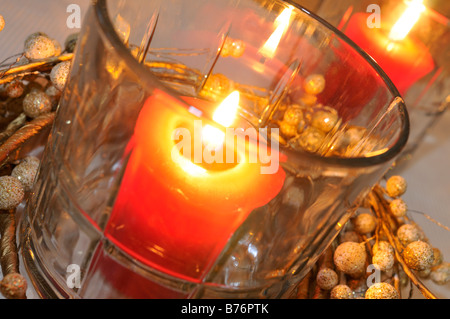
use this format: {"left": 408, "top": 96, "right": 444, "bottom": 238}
{"left": 0, "top": 0, "right": 449, "bottom": 299}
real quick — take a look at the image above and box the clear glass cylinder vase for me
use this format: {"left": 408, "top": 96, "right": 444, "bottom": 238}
{"left": 21, "top": 0, "right": 409, "bottom": 299}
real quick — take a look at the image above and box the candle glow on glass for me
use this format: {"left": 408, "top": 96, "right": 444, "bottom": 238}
{"left": 258, "top": 6, "right": 293, "bottom": 59}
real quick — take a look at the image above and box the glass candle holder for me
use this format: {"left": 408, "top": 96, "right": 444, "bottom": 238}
{"left": 21, "top": 0, "right": 409, "bottom": 299}
{"left": 315, "top": 0, "right": 450, "bottom": 157}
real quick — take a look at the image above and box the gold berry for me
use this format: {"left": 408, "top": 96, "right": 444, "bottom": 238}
{"left": 50, "top": 61, "right": 71, "bottom": 91}
{"left": 333, "top": 242, "right": 367, "bottom": 277}
{"left": 372, "top": 241, "right": 394, "bottom": 256}
{"left": 397, "top": 224, "right": 424, "bottom": 246}
{"left": 310, "top": 109, "right": 339, "bottom": 133}
{"left": 0, "top": 273, "right": 27, "bottom": 299}
{"left": 279, "top": 121, "right": 297, "bottom": 138}
{"left": 353, "top": 213, "right": 377, "bottom": 234}
{"left": 316, "top": 268, "right": 339, "bottom": 290}
{"left": 283, "top": 106, "right": 304, "bottom": 126}
{"left": 24, "top": 32, "right": 57, "bottom": 60}
{"left": 0, "top": 176, "right": 25, "bottom": 210}
{"left": 430, "top": 262, "right": 450, "bottom": 285}
{"left": 390, "top": 198, "right": 408, "bottom": 217}
{"left": 23, "top": 90, "right": 52, "bottom": 118}
{"left": 365, "top": 282, "right": 399, "bottom": 299}
{"left": 11, "top": 156, "right": 40, "bottom": 192}
{"left": 403, "top": 240, "right": 434, "bottom": 271}
{"left": 372, "top": 250, "right": 394, "bottom": 271}
{"left": 298, "top": 126, "right": 325, "bottom": 153}
{"left": 330, "top": 285, "right": 353, "bottom": 299}
{"left": 303, "top": 74, "right": 325, "bottom": 95}
{"left": 386, "top": 175, "right": 407, "bottom": 198}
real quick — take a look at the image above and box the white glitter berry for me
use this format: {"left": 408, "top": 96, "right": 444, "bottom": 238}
{"left": 385, "top": 175, "right": 407, "bottom": 198}
{"left": 365, "top": 282, "right": 399, "bottom": 299}
{"left": 24, "top": 32, "right": 57, "bottom": 60}
{"left": 372, "top": 241, "right": 394, "bottom": 256}
{"left": 330, "top": 285, "right": 353, "bottom": 299}
{"left": 353, "top": 213, "right": 377, "bottom": 235}
{"left": 397, "top": 224, "right": 424, "bottom": 246}
{"left": 372, "top": 250, "right": 394, "bottom": 271}
{"left": 11, "top": 156, "right": 40, "bottom": 191}
{"left": 50, "top": 61, "right": 71, "bottom": 91}
{"left": 334, "top": 242, "right": 367, "bottom": 277}
{"left": 430, "top": 263, "right": 450, "bottom": 285}
{"left": 403, "top": 240, "right": 434, "bottom": 271}
{"left": 390, "top": 198, "right": 408, "bottom": 217}
{"left": 23, "top": 90, "right": 52, "bottom": 118}
{"left": 303, "top": 74, "right": 325, "bottom": 95}
{"left": 316, "top": 268, "right": 339, "bottom": 290}
{"left": 0, "top": 176, "right": 24, "bottom": 210}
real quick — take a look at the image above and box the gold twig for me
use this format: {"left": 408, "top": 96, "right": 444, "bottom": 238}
{"left": 0, "top": 112, "right": 55, "bottom": 169}
{"left": 0, "top": 210, "right": 19, "bottom": 275}
{"left": 369, "top": 188, "right": 438, "bottom": 299}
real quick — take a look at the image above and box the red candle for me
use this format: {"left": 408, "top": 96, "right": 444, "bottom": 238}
{"left": 105, "top": 89, "right": 286, "bottom": 282}
{"left": 344, "top": 11, "right": 434, "bottom": 95}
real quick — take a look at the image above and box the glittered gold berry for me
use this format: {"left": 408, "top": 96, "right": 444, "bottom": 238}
{"left": 303, "top": 74, "right": 325, "bottom": 95}
{"left": 201, "top": 73, "right": 234, "bottom": 100}
{"left": 386, "top": 175, "right": 407, "bottom": 198}
{"left": 330, "top": 285, "right": 353, "bottom": 299}
{"left": 365, "top": 282, "right": 399, "bottom": 299}
{"left": 24, "top": 32, "right": 57, "bottom": 60}
{"left": 353, "top": 213, "right": 377, "bottom": 234}
{"left": 372, "top": 250, "right": 394, "bottom": 272}
{"left": 0, "top": 273, "right": 27, "bottom": 299}
{"left": 397, "top": 224, "right": 424, "bottom": 246}
{"left": 372, "top": 241, "right": 394, "bottom": 256}
{"left": 5, "top": 80, "right": 25, "bottom": 98}
{"left": 221, "top": 37, "right": 245, "bottom": 58}
{"left": 11, "top": 156, "right": 40, "bottom": 192}
{"left": 23, "top": 90, "right": 52, "bottom": 118}
{"left": 316, "top": 268, "right": 339, "bottom": 290}
{"left": 283, "top": 106, "right": 304, "bottom": 126}
{"left": 0, "top": 176, "right": 24, "bottom": 210}
{"left": 279, "top": 121, "right": 297, "bottom": 138}
{"left": 50, "top": 61, "right": 71, "bottom": 91}
{"left": 298, "top": 126, "right": 325, "bottom": 153}
{"left": 403, "top": 240, "right": 434, "bottom": 271}
{"left": 311, "top": 109, "right": 339, "bottom": 133}
{"left": 390, "top": 198, "right": 408, "bottom": 217}
{"left": 334, "top": 242, "right": 367, "bottom": 277}
{"left": 430, "top": 262, "right": 450, "bottom": 285}
{"left": 432, "top": 247, "right": 443, "bottom": 267}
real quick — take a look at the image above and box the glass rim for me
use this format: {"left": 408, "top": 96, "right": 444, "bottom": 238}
{"left": 93, "top": 0, "right": 410, "bottom": 168}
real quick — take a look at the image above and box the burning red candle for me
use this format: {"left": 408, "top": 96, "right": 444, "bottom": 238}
{"left": 344, "top": 1, "right": 434, "bottom": 95}
{"left": 105, "top": 89, "right": 286, "bottom": 282}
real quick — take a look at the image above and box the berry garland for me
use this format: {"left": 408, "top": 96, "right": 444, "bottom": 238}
{"left": 296, "top": 175, "right": 450, "bottom": 299}
{"left": 0, "top": 17, "right": 75, "bottom": 299}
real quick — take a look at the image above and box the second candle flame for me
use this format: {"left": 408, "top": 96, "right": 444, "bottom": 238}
{"left": 389, "top": 0, "right": 425, "bottom": 41}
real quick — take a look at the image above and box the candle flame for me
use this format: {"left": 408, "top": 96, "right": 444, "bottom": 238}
{"left": 202, "top": 91, "right": 240, "bottom": 150}
{"left": 258, "top": 6, "right": 293, "bottom": 59}
{"left": 389, "top": 0, "right": 425, "bottom": 41}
